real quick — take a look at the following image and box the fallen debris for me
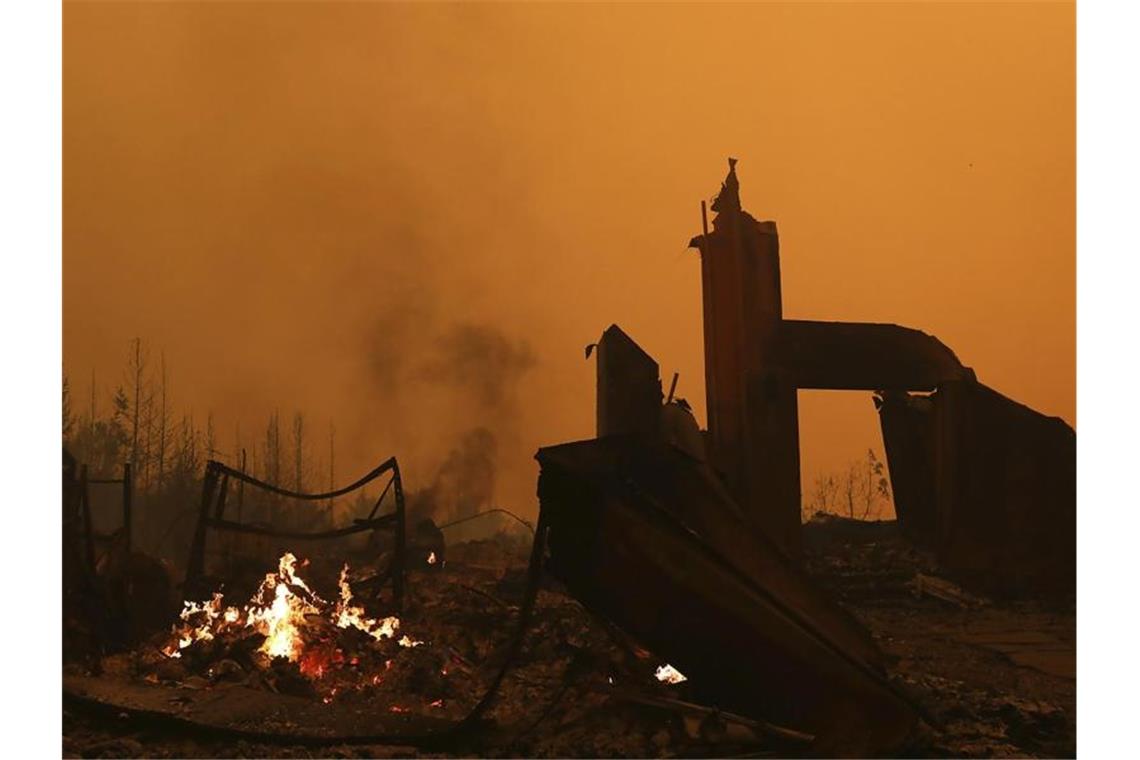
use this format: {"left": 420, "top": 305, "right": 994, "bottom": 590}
{"left": 910, "top": 572, "right": 990, "bottom": 609}
{"left": 63, "top": 522, "right": 1075, "bottom": 758}
{"left": 804, "top": 515, "right": 1076, "bottom": 758}
{"left": 537, "top": 436, "right": 924, "bottom": 756}
{"left": 957, "top": 630, "right": 1075, "bottom": 680}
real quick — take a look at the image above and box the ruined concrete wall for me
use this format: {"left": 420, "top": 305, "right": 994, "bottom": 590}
{"left": 696, "top": 212, "right": 748, "bottom": 493}
{"left": 934, "top": 381, "right": 1076, "bottom": 596}
{"left": 595, "top": 324, "right": 662, "bottom": 439}
{"left": 778, "top": 320, "right": 967, "bottom": 391}
{"left": 879, "top": 381, "right": 1075, "bottom": 595}
{"left": 876, "top": 391, "right": 938, "bottom": 548}
{"left": 697, "top": 208, "right": 802, "bottom": 556}
{"left": 683, "top": 160, "right": 1074, "bottom": 582}
{"left": 739, "top": 218, "right": 803, "bottom": 558}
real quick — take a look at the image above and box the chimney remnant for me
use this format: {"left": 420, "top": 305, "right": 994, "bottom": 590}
{"left": 690, "top": 159, "right": 803, "bottom": 557}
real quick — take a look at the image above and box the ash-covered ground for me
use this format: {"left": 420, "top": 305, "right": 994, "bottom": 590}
{"left": 63, "top": 516, "right": 1075, "bottom": 758}
{"left": 802, "top": 514, "right": 1076, "bottom": 758}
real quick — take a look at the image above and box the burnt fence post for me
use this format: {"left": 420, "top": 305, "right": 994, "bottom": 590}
{"left": 186, "top": 462, "right": 220, "bottom": 588}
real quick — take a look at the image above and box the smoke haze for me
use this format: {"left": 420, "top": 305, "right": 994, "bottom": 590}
{"left": 63, "top": 2, "right": 1074, "bottom": 518}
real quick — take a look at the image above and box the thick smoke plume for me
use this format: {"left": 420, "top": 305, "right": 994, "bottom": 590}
{"left": 408, "top": 427, "right": 497, "bottom": 527}
{"left": 361, "top": 317, "right": 536, "bottom": 526}
{"left": 418, "top": 324, "right": 537, "bottom": 410}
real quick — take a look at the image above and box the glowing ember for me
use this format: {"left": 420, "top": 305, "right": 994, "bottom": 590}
{"left": 398, "top": 634, "right": 424, "bottom": 648}
{"left": 427, "top": 551, "right": 437, "bottom": 565}
{"left": 655, "top": 664, "right": 687, "bottom": 684}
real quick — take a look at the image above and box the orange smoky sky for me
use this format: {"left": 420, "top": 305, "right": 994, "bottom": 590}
{"left": 63, "top": 2, "right": 1074, "bottom": 519}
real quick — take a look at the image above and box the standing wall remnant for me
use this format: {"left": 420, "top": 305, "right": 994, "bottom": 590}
{"left": 874, "top": 391, "right": 938, "bottom": 548}
{"left": 682, "top": 158, "right": 1073, "bottom": 594}
{"left": 595, "top": 324, "right": 663, "bottom": 439}
{"left": 691, "top": 161, "right": 803, "bottom": 557}
{"left": 875, "top": 382, "right": 1075, "bottom": 595}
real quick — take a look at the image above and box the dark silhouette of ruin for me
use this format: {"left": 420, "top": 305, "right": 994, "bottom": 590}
{"left": 688, "top": 159, "right": 1074, "bottom": 594}
{"left": 536, "top": 160, "right": 1075, "bottom": 753}
{"left": 590, "top": 158, "right": 1075, "bottom": 595}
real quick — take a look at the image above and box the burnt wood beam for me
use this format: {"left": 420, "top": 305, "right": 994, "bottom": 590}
{"left": 776, "top": 319, "right": 970, "bottom": 391}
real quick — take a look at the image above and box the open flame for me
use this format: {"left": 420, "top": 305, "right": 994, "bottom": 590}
{"left": 164, "top": 552, "right": 414, "bottom": 678}
{"left": 249, "top": 553, "right": 324, "bottom": 660}
{"left": 333, "top": 564, "right": 401, "bottom": 643}
{"left": 655, "top": 664, "right": 687, "bottom": 684}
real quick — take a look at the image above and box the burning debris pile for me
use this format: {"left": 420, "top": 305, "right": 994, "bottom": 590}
{"left": 156, "top": 552, "right": 419, "bottom": 703}
{"left": 69, "top": 535, "right": 789, "bottom": 758}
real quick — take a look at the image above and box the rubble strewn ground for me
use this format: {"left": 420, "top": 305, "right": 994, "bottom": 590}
{"left": 803, "top": 513, "right": 1076, "bottom": 758}
{"left": 64, "top": 518, "right": 1075, "bottom": 758}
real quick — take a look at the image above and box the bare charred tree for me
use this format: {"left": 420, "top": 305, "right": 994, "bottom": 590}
{"left": 239, "top": 448, "right": 247, "bottom": 521}
{"left": 67, "top": 378, "right": 128, "bottom": 477}
{"left": 860, "top": 449, "right": 891, "bottom": 520}
{"left": 265, "top": 411, "right": 281, "bottom": 523}
{"left": 102, "top": 386, "right": 131, "bottom": 477}
{"left": 249, "top": 446, "right": 260, "bottom": 485}
{"left": 264, "top": 411, "right": 281, "bottom": 486}
{"left": 292, "top": 412, "right": 305, "bottom": 493}
{"left": 89, "top": 368, "right": 96, "bottom": 441}
{"left": 172, "top": 413, "right": 205, "bottom": 498}
{"left": 233, "top": 421, "right": 241, "bottom": 471}
{"left": 327, "top": 421, "right": 335, "bottom": 515}
{"left": 125, "top": 338, "right": 150, "bottom": 469}
{"left": 233, "top": 422, "right": 245, "bottom": 520}
{"left": 140, "top": 371, "right": 156, "bottom": 495}
{"left": 62, "top": 372, "right": 74, "bottom": 443}
{"left": 155, "top": 353, "right": 171, "bottom": 496}
{"left": 206, "top": 411, "right": 216, "bottom": 463}
{"left": 843, "top": 464, "right": 858, "bottom": 519}
{"left": 806, "top": 473, "right": 840, "bottom": 520}
{"left": 840, "top": 454, "right": 869, "bottom": 520}
{"left": 806, "top": 449, "right": 891, "bottom": 521}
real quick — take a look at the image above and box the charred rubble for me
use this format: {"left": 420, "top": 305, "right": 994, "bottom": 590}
{"left": 63, "top": 160, "right": 1075, "bottom": 758}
